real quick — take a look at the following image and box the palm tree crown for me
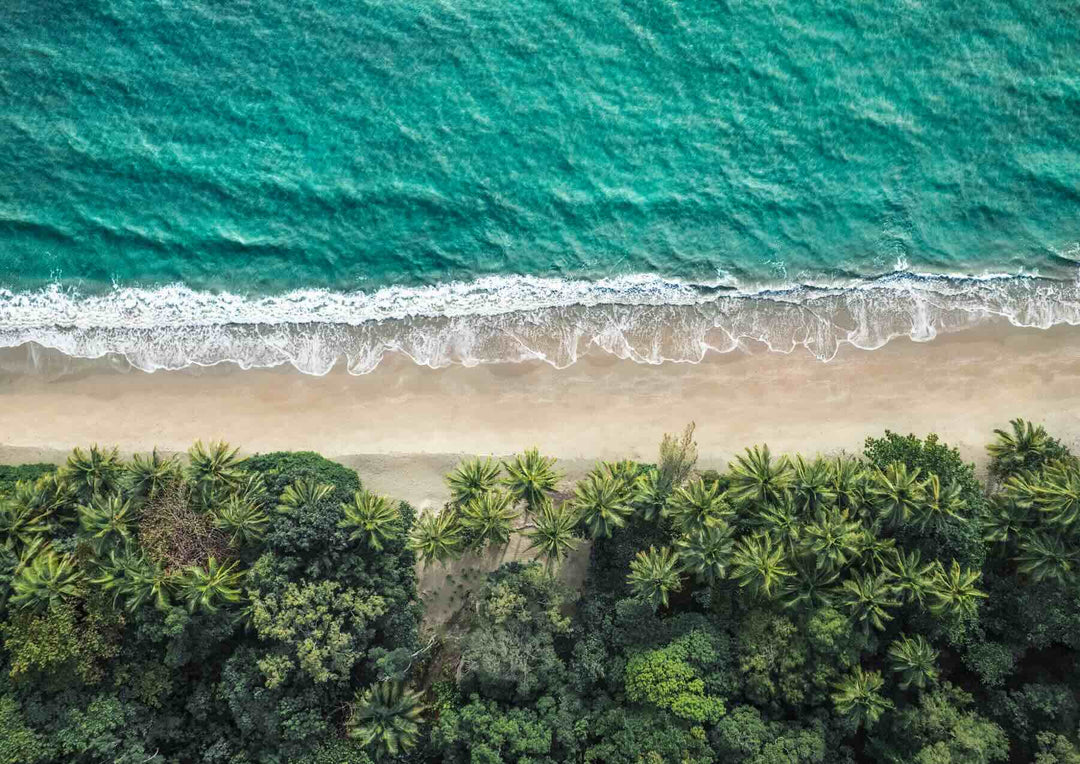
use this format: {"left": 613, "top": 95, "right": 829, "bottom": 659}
{"left": 179, "top": 556, "right": 245, "bottom": 613}
{"left": 277, "top": 479, "right": 334, "bottom": 514}
{"left": 887, "top": 634, "right": 939, "bottom": 690}
{"left": 213, "top": 496, "right": 270, "bottom": 547}
{"left": 459, "top": 490, "right": 519, "bottom": 549}
{"left": 928, "top": 560, "right": 987, "bottom": 620}
{"left": 572, "top": 473, "right": 634, "bottom": 539}
{"left": 664, "top": 477, "right": 732, "bottom": 536}
{"left": 10, "top": 549, "right": 83, "bottom": 611}
{"left": 728, "top": 445, "right": 792, "bottom": 507}
{"left": 676, "top": 523, "right": 735, "bottom": 586}
{"left": 831, "top": 666, "right": 893, "bottom": 729}
{"left": 339, "top": 490, "right": 402, "bottom": 552}
{"left": 987, "top": 418, "right": 1058, "bottom": 477}
{"left": 502, "top": 448, "right": 561, "bottom": 512}
{"left": 730, "top": 533, "right": 793, "bottom": 599}
{"left": 627, "top": 546, "right": 682, "bottom": 610}
{"left": 60, "top": 445, "right": 124, "bottom": 502}
{"left": 347, "top": 682, "right": 426, "bottom": 759}
{"left": 407, "top": 509, "right": 464, "bottom": 566}
{"left": 445, "top": 458, "right": 501, "bottom": 507}
{"left": 524, "top": 499, "right": 580, "bottom": 571}
{"left": 870, "top": 462, "right": 924, "bottom": 527}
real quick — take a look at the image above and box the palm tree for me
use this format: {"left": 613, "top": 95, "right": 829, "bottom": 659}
{"left": 10, "top": 549, "right": 83, "bottom": 611}
{"left": 187, "top": 441, "right": 242, "bottom": 494}
{"left": 407, "top": 509, "right": 464, "bottom": 566}
{"left": 346, "top": 682, "right": 426, "bottom": 759}
{"left": 213, "top": 496, "right": 270, "bottom": 547}
{"left": 633, "top": 468, "right": 670, "bottom": 522}
{"left": 755, "top": 496, "right": 802, "bottom": 552}
{"left": 6, "top": 475, "right": 77, "bottom": 531}
{"left": 676, "top": 523, "right": 735, "bottom": 586}
{"left": 730, "top": 533, "right": 793, "bottom": 599}
{"left": 728, "top": 445, "right": 792, "bottom": 506}
{"left": 627, "top": 546, "right": 683, "bottom": 610}
{"left": 59, "top": 445, "right": 124, "bottom": 502}
{"left": 179, "top": 556, "right": 245, "bottom": 613}
{"left": 93, "top": 545, "right": 173, "bottom": 612}
{"left": 839, "top": 572, "right": 900, "bottom": 633}
{"left": 502, "top": 448, "right": 561, "bottom": 512}
{"left": 233, "top": 473, "right": 271, "bottom": 509}
{"left": 445, "top": 458, "right": 501, "bottom": 507}
{"left": 276, "top": 479, "right": 334, "bottom": 514}
{"left": 928, "top": 560, "right": 987, "bottom": 620}
{"left": 831, "top": 667, "right": 893, "bottom": 729}
{"left": 987, "top": 418, "right": 1057, "bottom": 477}
{"left": 887, "top": 634, "right": 939, "bottom": 690}
{"left": 664, "top": 477, "right": 732, "bottom": 536}
{"left": 870, "top": 462, "right": 924, "bottom": 527}
{"left": 1015, "top": 532, "right": 1079, "bottom": 586}
{"left": 791, "top": 456, "right": 833, "bottom": 514}
{"left": 77, "top": 493, "right": 134, "bottom": 553}
{"left": 779, "top": 555, "right": 839, "bottom": 610}
{"left": 800, "top": 508, "right": 861, "bottom": 572}
{"left": 980, "top": 494, "right": 1033, "bottom": 549}
{"left": 339, "top": 490, "right": 402, "bottom": 552}
{"left": 523, "top": 499, "right": 580, "bottom": 571}
{"left": 572, "top": 473, "right": 634, "bottom": 539}
{"left": 854, "top": 527, "right": 897, "bottom": 574}
{"left": 829, "top": 457, "right": 869, "bottom": 514}
{"left": 912, "top": 475, "right": 965, "bottom": 533}
{"left": 1035, "top": 462, "right": 1080, "bottom": 529}
{"left": 459, "top": 490, "right": 519, "bottom": 549}
{"left": 124, "top": 449, "right": 179, "bottom": 502}
{"left": 884, "top": 548, "right": 937, "bottom": 605}
{"left": 0, "top": 495, "right": 51, "bottom": 551}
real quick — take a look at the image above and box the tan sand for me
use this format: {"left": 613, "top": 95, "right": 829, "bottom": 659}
{"left": 2, "top": 319, "right": 1080, "bottom": 511}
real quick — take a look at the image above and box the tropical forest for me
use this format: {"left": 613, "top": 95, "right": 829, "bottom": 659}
{"left": 1, "top": 421, "right": 1079, "bottom": 763}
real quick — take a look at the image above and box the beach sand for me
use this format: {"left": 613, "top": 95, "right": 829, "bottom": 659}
{"left": 2, "top": 319, "right": 1080, "bottom": 509}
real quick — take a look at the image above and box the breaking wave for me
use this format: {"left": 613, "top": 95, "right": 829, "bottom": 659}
{"left": 0, "top": 271, "right": 1078, "bottom": 375}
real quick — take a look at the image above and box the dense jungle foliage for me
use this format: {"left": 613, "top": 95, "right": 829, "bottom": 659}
{"left": 1, "top": 419, "right": 1079, "bottom": 763}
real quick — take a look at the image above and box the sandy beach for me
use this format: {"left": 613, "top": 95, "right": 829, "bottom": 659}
{"left": 2, "top": 319, "right": 1080, "bottom": 508}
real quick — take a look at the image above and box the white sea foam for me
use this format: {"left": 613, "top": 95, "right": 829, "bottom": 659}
{"left": 1, "top": 272, "right": 1078, "bottom": 375}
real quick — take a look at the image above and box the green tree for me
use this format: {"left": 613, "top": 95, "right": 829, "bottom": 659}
{"left": 888, "top": 634, "right": 939, "bottom": 689}
{"left": 624, "top": 629, "right": 726, "bottom": 724}
{"left": 800, "top": 508, "right": 861, "bottom": 572}
{"left": 831, "top": 666, "right": 892, "bottom": 729}
{"left": 664, "top": 477, "right": 731, "bottom": 535}
{"left": 459, "top": 489, "right": 519, "bottom": 549}
{"left": 523, "top": 498, "right": 580, "bottom": 571}
{"left": 346, "top": 682, "right": 425, "bottom": 759}
{"left": 277, "top": 478, "right": 334, "bottom": 514}
{"left": 178, "top": 556, "right": 245, "bottom": 613}
{"left": 791, "top": 456, "right": 833, "bottom": 513}
{"left": 730, "top": 533, "right": 792, "bottom": 599}
{"left": 407, "top": 509, "right": 463, "bottom": 566}
{"left": 627, "top": 546, "right": 682, "bottom": 610}
{"left": 929, "top": 560, "right": 987, "bottom": 620}
{"left": 77, "top": 493, "right": 134, "bottom": 553}
{"left": 502, "top": 448, "right": 561, "bottom": 512}
{"left": 1015, "top": 532, "right": 1078, "bottom": 585}
{"left": 728, "top": 445, "right": 792, "bottom": 506}
{"left": 445, "top": 457, "right": 501, "bottom": 507}
{"left": 839, "top": 572, "right": 899, "bottom": 633}
{"left": 988, "top": 418, "right": 1068, "bottom": 478}
{"left": 10, "top": 549, "right": 82, "bottom": 611}
{"left": 572, "top": 473, "right": 634, "bottom": 539}
{"left": 123, "top": 448, "right": 179, "bottom": 502}
{"left": 676, "top": 523, "right": 734, "bottom": 586}
{"left": 214, "top": 495, "right": 270, "bottom": 547}
{"left": 339, "top": 490, "right": 401, "bottom": 552}
{"left": 870, "top": 462, "right": 925, "bottom": 527}
{"left": 59, "top": 445, "right": 124, "bottom": 503}
{"left": 656, "top": 422, "right": 698, "bottom": 493}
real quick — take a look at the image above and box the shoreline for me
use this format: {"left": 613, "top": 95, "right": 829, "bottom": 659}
{"left": 3, "top": 319, "right": 1080, "bottom": 507}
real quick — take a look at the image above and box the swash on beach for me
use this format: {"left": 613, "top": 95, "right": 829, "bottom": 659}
{"left": 1, "top": 0, "right": 1078, "bottom": 372}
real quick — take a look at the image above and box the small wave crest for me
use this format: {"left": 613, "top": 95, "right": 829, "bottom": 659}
{"left": 0, "top": 272, "right": 1078, "bottom": 375}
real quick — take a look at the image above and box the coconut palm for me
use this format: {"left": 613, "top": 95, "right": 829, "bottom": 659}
{"left": 854, "top": 528, "right": 897, "bottom": 575}
{"left": 178, "top": 556, "right": 245, "bottom": 613}
{"left": 6, "top": 475, "right": 77, "bottom": 529}
{"left": 791, "top": 456, "right": 833, "bottom": 514}
{"left": 346, "top": 682, "right": 426, "bottom": 758}
{"left": 502, "top": 448, "right": 561, "bottom": 512}
{"left": 445, "top": 458, "right": 501, "bottom": 507}
{"left": 677, "top": 523, "right": 735, "bottom": 586}
{"left": 339, "top": 490, "right": 402, "bottom": 552}
{"left": 93, "top": 545, "right": 173, "bottom": 612}
{"left": 912, "top": 475, "right": 965, "bottom": 533}
{"left": 276, "top": 479, "right": 334, "bottom": 514}
{"left": 187, "top": 441, "right": 242, "bottom": 492}
{"left": 77, "top": 493, "right": 134, "bottom": 553}
{"left": 572, "top": 473, "right": 634, "bottom": 539}
{"left": 1015, "top": 532, "right": 1079, "bottom": 586}
{"left": 981, "top": 494, "right": 1033, "bottom": 549}
{"left": 829, "top": 457, "right": 869, "bottom": 514}
{"left": 459, "top": 490, "right": 519, "bottom": 549}
{"left": 124, "top": 449, "right": 180, "bottom": 502}
{"left": 831, "top": 667, "right": 893, "bottom": 729}
{"left": 10, "top": 549, "right": 83, "bottom": 611}
{"left": 730, "top": 533, "right": 793, "bottom": 599}
{"left": 887, "top": 634, "right": 939, "bottom": 690}
{"left": 1035, "top": 462, "right": 1080, "bottom": 529}
{"left": 839, "top": 572, "right": 900, "bottom": 633}
{"left": 407, "top": 509, "right": 464, "bottom": 566}
{"left": 928, "top": 560, "right": 987, "bottom": 620}
{"left": 755, "top": 496, "right": 802, "bottom": 553}
{"left": 779, "top": 555, "right": 840, "bottom": 610}
{"left": 884, "top": 548, "right": 937, "bottom": 605}
{"left": 987, "top": 418, "right": 1057, "bottom": 477}
{"left": 633, "top": 467, "right": 670, "bottom": 522}
{"left": 59, "top": 445, "right": 124, "bottom": 502}
{"left": 800, "top": 508, "right": 861, "bottom": 572}
{"left": 664, "top": 477, "right": 732, "bottom": 536}
{"left": 523, "top": 499, "right": 580, "bottom": 571}
{"left": 870, "top": 462, "right": 925, "bottom": 527}
{"left": 728, "top": 445, "right": 792, "bottom": 506}
{"left": 233, "top": 473, "right": 271, "bottom": 509}
{"left": 627, "top": 546, "right": 683, "bottom": 610}
{"left": 214, "top": 496, "right": 270, "bottom": 547}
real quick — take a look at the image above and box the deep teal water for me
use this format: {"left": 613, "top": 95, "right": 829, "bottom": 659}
{"left": 0, "top": 0, "right": 1078, "bottom": 372}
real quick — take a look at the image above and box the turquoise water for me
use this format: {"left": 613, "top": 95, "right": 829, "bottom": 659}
{"left": 0, "top": 0, "right": 1078, "bottom": 372}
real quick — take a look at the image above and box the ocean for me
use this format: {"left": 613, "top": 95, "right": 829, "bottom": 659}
{"left": 1, "top": 0, "right": 1078, "bottom": 374}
